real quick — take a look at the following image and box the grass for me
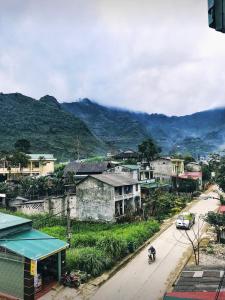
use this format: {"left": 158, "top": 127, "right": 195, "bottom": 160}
{"left": 41, "top": 219, "right": 160, "bottom": 276}
{"left": 0, "top": 209, "right": 160, "bottom": 277}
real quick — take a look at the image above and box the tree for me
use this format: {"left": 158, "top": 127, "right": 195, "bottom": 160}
{"left": 14, "top": 139, "right": 31, "bottom": 153}
{"left": 215, "top": 157, "right": 225, "bottom": 192}
{"left": 138, "top": 138, "right": 161, "bottom": 164}
{"left": 10, "top": 151, "right": 30, "bottom": 170}
{"left": 205, "top": 211, "right": 225, "bottom": 243}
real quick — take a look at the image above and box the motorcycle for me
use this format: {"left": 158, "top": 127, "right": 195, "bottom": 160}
{"left": 60, "top": 272, "right": 81, "bottom": 288}
{"left": 148, "top": 252, "right": 156, "bottom": 264}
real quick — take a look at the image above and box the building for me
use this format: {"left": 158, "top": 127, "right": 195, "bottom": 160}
{"left": 107, "top": 164, "right": 140, "bottom": 180}
{"left": 176, "top": 172, "right": 203, "bottom": 190}
{"left": 150, "top": 157, "right": 184, "bottom": 183}
{"left": 185, "top": 162, "right": 202, "bottom": 172}
{"left": 76, "top": 173, "right": 141, "bottom": 221}
{"left": 0, "top": 154, "right": 56, "bottom": 180}
{"left": 112, "top": 150, "right": 139, "bottom": 161}
{"left": 64, "top": 161, "right": 113, "bottom": 180}
{"left": 0, "top": 213, "right": 68, "bottom": 300}
{"left": 164, "top": 265, "right": 225, "bottom": 299}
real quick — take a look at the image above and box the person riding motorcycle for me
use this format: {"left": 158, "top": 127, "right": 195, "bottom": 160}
{"left": 148, "top": 245, "right": 156, "bottom": 261}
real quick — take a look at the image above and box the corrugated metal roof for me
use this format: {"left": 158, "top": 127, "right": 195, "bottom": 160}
{"left": 64, "top": 161, "right": 112, "bottom": 175}
{"left": 83, "top": 174, "right": 139, "bottom": 187}
{"left": 121, "top": 165, "right": 140, "bottom": 170}
{"left": 0, "top": 229, "right": 68, "bottom": 260}
{"left": 28, "top": 154, "right": 56, "bottom": 161}
{"left": 0, "top": 213, "right": 31, "bottom": 231}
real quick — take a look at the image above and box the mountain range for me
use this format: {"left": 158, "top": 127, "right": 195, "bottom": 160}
{"left": 0, "top": 92, "right": 225, "bottom": 160}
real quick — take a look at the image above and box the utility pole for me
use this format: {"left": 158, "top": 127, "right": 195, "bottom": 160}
{"left": 66, "top": 188, "right": 71, "bottom": 247}
{"left": 75, "top": 135, "right": 80, "bottom": 161}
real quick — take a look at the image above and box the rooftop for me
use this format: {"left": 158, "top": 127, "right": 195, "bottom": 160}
{"left": 0, "top": 229, "right": 68, "bottom": 260}
{"left": 28, "top": 154, "right": 56, "bottom": 161}
{"left": 0, "top": 213, "right": 31, "bottom": 231}
{"left": 64, "top": 161, "right": 112, "bottom": 175}
{"left": 80, "top": 173, "right": 139, "bottom": 187}
{"left": 121, "top": 164, "right": 140, "bottom": 170}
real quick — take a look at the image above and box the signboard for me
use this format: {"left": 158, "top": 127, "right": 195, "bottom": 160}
{"left": 30, "top": 260, "right": 37, "bottom": 276}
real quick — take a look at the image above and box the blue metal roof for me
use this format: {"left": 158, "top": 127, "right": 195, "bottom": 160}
{"left": 0, "top": 213, "right": 31, "bottom": 231}
{"left": 0, "top": 229, "right": 68, "bottom": 260}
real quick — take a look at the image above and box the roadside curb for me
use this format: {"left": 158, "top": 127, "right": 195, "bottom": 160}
{"left": 165, "top": 188, "right": 220, "bottom": 294}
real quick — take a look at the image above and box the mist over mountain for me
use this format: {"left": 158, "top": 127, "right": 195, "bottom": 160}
{"left": 63, "top": 99, "right": 225, "bottom": 157}
{"left": 0, "top": 92, "right": 224, "bottom": 160}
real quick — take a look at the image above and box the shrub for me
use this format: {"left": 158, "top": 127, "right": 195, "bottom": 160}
{"left": 41, "top": 226, "right": 66, "bottom": 240}
{"left": 67, "top": 247, "right": 113, "bottom": 277}
{"left": 96, "top": 235, "right": 127, "bottom": 259}
{"left": 71, "top": 232, "right": 101, "bottom": 248}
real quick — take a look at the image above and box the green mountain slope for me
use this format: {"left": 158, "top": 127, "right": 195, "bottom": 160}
{"left": 0, "top": 93, "right": 104, "bottom": 160}
{"left": 62, "top": 99, "right": 225, "bottom": 157}
{"left": 62, "top": 99, "right": 151, "bottom": 151}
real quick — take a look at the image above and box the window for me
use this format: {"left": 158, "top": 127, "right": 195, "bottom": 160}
{"left": 136, "top": 184, "right": 138, "bottom": 191}
{"left": 124, "top": 185, "right": 132, "bottom": 194}
{"left": 33, "top": 161, "right": 39, "bottom": 168}
{"left": 115, "top": 186, "right": 122, "bottom": 195}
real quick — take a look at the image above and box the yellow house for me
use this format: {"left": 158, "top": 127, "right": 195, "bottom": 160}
{"left": 0, "top": 154, "right": 56, "bottom": 180}
{"left": 171, "top": 158, "right": 184, "bottom": 176}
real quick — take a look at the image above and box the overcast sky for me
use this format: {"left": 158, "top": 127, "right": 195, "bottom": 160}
{"left": 0, "top": 0, "right": 225, "bottom": 116}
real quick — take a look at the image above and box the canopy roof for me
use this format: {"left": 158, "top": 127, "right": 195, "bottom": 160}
{"left": 0, "top": 213, "right": 31, "bottom": 231}
{"left": 0, "top": 229, "right": 68, "bottom": 260}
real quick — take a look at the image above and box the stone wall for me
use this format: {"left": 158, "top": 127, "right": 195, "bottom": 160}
{"left": 76, "top": 177, "right": 115, "bottom": 221}
{"left": 17, "top": 194, "right": 77, "bottom": 218}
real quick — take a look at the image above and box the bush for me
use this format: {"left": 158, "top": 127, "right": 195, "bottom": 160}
{"left": 96, "top": 235, "right": 127, "bottom": 259}
{"left": 71, "top": 232, "right": 101, "bottom": 248}
{"left": 41, "top": 226, "right": 66, "bottom": 240}
{"left": 67, "top": 247, "right": 113, "bottom": 277}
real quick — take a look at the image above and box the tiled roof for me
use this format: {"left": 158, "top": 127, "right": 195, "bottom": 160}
{"left": 64, "top": 161, "right": 112, "bottom": 175}
{"left": 79, "top": 173, "right": 139, "bottom": 187}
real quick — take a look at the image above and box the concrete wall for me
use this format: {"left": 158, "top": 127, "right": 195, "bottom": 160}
{"left": 76, "top": 177, "right": 115, "bottom": 221}
{"left": 150, "top": 159, "right": 173, "bottom": 177}
{"left": 16, "top": 194, "right": 77, "bottom": 218}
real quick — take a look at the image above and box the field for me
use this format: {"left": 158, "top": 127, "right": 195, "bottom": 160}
{"left": 42, "top": 220, "right": 160, "bottom": 276}
{"left": 0, "top": 209, "right": 160, "bottom": 277}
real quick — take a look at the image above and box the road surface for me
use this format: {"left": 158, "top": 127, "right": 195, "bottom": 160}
{"left": 90, "top": 190, "right": 219, "bottom": 300}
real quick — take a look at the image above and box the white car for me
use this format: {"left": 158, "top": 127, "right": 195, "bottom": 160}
{"left": 176, "top": 212, "right": 195, "bottom": 230}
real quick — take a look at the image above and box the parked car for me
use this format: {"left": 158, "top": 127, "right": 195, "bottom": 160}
{"left": 176, "top": 212, "right": 195, "bottom": 229}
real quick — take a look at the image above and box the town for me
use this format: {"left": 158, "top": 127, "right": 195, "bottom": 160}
{"left": 0, "top": 136, "right": 225, "bottom": 300}
{"left": 1, "top": 1, "right": 225, "bottom": 300}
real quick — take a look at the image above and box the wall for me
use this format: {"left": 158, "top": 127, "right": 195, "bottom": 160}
{"left": 76, "top": 177, "right": 115, "bottom": 221}
{"left": 150, "top": 159, "right": 173, "bottom": 177}
{"left": 17, "top": 195, "right": 77, "bottom": 218}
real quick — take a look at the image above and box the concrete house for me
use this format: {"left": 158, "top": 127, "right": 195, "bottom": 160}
{"left": 0, "top": 213, "right": 68, "bottom": 300}
{"left": 150, "top": 157, "right": 184, "bottom": 183}
{"left": 76, "top": 174, "right": 141, "bottom": 221}
{"left": 0, "top": 154, "right": 56, "bottom": 180}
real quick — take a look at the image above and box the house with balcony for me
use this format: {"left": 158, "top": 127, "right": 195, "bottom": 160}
{"left": 150, "top": 157, "right": 184, "bottom": 184}
{"left": 76, "top": 173, "right": 141, "bottom": 221}
{"left": 0, "top": 154, "right": 56, "bottom": 180}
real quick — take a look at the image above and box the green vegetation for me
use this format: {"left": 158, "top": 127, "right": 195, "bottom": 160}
{"left": 0, "top": 93, "right": 103, "bottom": 160}
{"left": 143, "top": 191, "right": 191, "bottom": 221}
{"left": 41, "top": 219, "right": 160, "bottom": 277}
{"left": 138, "top": 138, "right": 161, "bottom": 163}
{"left": 205, "top": 211, "right": 225, "bottom": 243}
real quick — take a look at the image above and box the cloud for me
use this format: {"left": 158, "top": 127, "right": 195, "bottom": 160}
{"left": 0, "top": 0, "right": 225, "bottom": 115}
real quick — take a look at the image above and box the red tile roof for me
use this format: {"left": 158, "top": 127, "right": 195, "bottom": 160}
{"left": 219, "top": 205, "right": 225, "bottom": 213}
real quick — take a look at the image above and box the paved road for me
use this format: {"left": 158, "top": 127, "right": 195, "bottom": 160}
{"left": 90, "top": 190, "right": 219, "bottom": 300}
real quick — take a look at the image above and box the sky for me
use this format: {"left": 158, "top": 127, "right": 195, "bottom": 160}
{"left": 1, "top": 0, "right": 225, "bottom": 116}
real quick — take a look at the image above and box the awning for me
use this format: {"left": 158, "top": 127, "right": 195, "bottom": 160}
{"left": 0, "top": 229, "right": 68, "bottom": 260}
